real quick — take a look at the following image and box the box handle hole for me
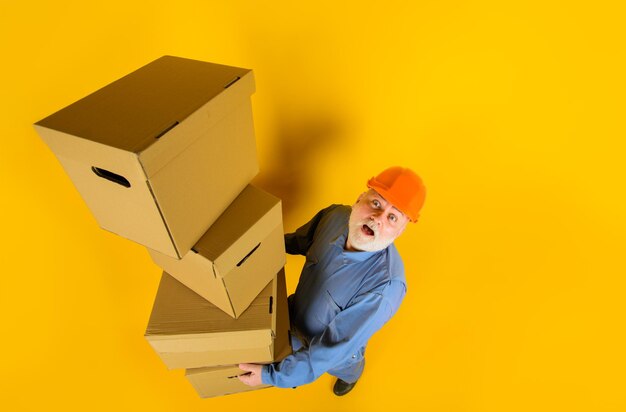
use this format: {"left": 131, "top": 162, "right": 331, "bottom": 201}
{"left": 236, "top": 243, "right": 261, "bottom": 267}
{"left": 91, "top": 167, "right": 131, "bottom": 188}
{"left": 155, "top": 121, "right": 179, "bottom": 139}
{"left": 269, "top": 296, "right": 273, "bottom": 314}
{"left": 224, "top": 76, "right": 241, "bottom": 89}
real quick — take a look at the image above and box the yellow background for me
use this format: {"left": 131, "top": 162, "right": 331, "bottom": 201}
{"left": 2, "top": 1, "right": 625, "bottom": 411}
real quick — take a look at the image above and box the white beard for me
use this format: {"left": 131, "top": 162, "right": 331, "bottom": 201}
{"left": 347, "top": 219, "right": 394, "bottom": 252}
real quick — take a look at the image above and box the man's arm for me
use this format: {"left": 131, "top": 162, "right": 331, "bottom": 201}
{"left": 284, "top": 205, "right": 340, "bottom": 255}
{"left": 260, "top": 281, "right": 406, "bottom": 388}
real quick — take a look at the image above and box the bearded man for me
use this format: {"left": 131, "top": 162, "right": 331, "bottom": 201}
{"left": 239, "top": 167, "right": 426, "bottom": 396}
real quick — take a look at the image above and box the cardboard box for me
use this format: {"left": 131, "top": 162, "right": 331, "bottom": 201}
{"left": 147, "top": 184, "right": 285, "bottom": 318}
{"left": 145, "top": 268, "right": 290, "bottom": 369}
{"left": 34, "top": 56, "right": 258, "bottom": 258}
{"left": 184, "top": 326, "right": 292, "bottom": 399}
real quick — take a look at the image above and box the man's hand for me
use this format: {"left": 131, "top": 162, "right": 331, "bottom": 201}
{"left": 238, "top": 363, "right": 264, "bottom": 386}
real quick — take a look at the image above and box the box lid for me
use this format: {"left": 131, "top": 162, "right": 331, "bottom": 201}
{"left": 146, "top": 270, "right": 275, "bottom": 338}
{"left": 35, "top": 56, "right": 251, "bottom": 154}
{"left": 185, "top": 364, "right": 247, "bottom": 378}
{"left": 192, "top": 185, "right": 282, "bottom": 276}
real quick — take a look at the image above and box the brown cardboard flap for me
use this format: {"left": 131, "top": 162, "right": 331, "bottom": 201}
{"left": 273, "top": 268, "right": 292, "bottom": 359}
{"left": 193, "top": 185, "right": 282, "bottom": 273}
{"left": 145, "top": 272, "right": 273, "bottom": 336}
{"left": 138, "top": 73, "right": 255, "bottom": 178}
{"left": 146, "top": 103, "right": 258, "bottom": 255}
{"left": 160, "top": 345, "right": 274, "bottom": 369}
{"left": 35, "top": 56, "right": 252, "bottom": 154}
{"left": 221, "top": 226, "right": 286, "bottom": 318}
{"left": 147, "top": 330, "right": 272, "bottom": 352}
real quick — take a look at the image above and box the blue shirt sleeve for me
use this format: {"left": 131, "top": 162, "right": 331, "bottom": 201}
{"left": 284, "top": 205, "right": 341, "bottom": 255}
{"left": 261, "top": 281, "right": 406, "bottom": 388}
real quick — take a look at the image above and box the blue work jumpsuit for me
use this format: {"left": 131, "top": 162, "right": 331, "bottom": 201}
{"left": 262, "top": 205, "right": 407, "bottom": 388}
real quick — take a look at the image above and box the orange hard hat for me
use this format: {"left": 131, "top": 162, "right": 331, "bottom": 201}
{"left": 367, "top": 166, "right": 426, "bottom": 222}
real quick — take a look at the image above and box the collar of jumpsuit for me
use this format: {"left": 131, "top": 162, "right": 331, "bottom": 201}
{"left": 330, "top": 229, "right": 378, "bottom": 263}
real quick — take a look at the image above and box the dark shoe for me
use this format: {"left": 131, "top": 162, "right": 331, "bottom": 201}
{"left": 333, "top": 378, "right": 357, "bottom": 396}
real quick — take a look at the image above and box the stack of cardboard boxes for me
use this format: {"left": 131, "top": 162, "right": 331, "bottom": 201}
{"left": 34, "top": 56, "right": 291, "bottom": 398}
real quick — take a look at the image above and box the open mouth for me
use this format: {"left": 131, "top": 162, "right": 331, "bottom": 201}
{"left": 361, "top": 224, "right": 375, "bottom": 237}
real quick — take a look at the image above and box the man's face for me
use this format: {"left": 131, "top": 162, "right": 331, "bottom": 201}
{"left": 346, "top": 189, "right": 409, "bottom": 252}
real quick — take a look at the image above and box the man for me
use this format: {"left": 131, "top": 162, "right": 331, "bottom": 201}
{"left": 239, "top": 166, "right": 426, "bottom": 396}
